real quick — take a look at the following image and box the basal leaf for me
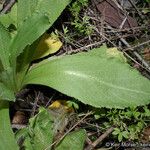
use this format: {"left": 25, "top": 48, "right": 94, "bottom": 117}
{"left": 0, "top": 4, "right": 17, "bottom": 28}
{"left": 17, "top": 0, "right": 33, "bottom": 26}
{"left": 16, "top": 41, "right": 40, "bottom": 89}
{"left": 0, "top": 23, "right": 11, "bottom": 69}
{"left": 13, "top": 0, "right": 71, "bottom": 88}
{"left": 35, "top": 0, "right": 71, "bottom": 24}
{"left": 0, "top": 101, "right": 19, "bottom": 150}
{"left": 14, "top": 0, "right": 71, "bottom": 60}
{"left": 0, "top": 67, "right": 18, "bottom": 95}
{"left": 23, "top": 47, "right": 150, "bottom": 108}
{"left": 10, "top": 12, "right": 50, "bottom": 61}
{"left": 0, "top": 82, "right": 15, "bottom": 101}
{"left": 55, "top": 129, "right": 86, "bottom": 150}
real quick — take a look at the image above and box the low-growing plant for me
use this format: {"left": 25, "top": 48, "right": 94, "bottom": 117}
{"left": 95, "top": 106, "right": 150, "bottom": 142}
{"left": 69, "top": 0, "right": 93, "bottom": 35}
{"left": 0, "top": 0, "right": 150, "bottom": 149}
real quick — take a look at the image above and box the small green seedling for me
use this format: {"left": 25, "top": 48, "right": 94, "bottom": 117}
{"left": 69, "top": 0, "right": 93, "bottom": 35}
{"left": 95, "top": 106, "right": 150, "bottom": 142}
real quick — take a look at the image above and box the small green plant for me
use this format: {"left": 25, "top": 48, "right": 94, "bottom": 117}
{"left": 95, "top": 106, "right": 150, "bottom": 142}
{"left": 69, "top": 0, "right": 93, "bottom": 35}
{"left": 0, "top": 0, "right": 150, "bottom": 149}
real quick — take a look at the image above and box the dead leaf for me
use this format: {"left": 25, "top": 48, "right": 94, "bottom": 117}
{"left": 95, "top": 0, "right": 138, "bottom": 29}
{"left": 143, "top": 48, "right": 150, "bottom": 61}
{"left": 141, "top": 126, "right": 150, "bottom": 142}
{"left": 48, "top": 100, "right": 74, "bottom": 135}
{"left": 12, "top": 111, "right": 27, "bottom": 124}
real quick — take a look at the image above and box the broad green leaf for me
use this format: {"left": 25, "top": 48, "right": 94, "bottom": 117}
{"left": 17, "top": 0, "right": 33, "bottom": 26}
{"left": 35, "top": 0, "right": 71, "bottom": 24}
{"left": 0, "top": 67, "right": 17, "bottom": 94}
{"left": 55, "top": 129, "right": 86, "bottom": 150}
{"left": 0, "top": 23, "right": 11, "bottom": 69}
{"left": 24, "top": 47, "right": 150, "bottom": 108}
{"left": 0, "top": 60, "right": 4, "bottom": 72}
{"left": 10, "top": 12, "right": 50, "bottom": 61}
{"left": 0, "top": 101, "right": 19, "bottom": 150}
{"left": 0, "top": 4, "right": 17, "bottom": 28}
{"left": 16, "top": 108, "right": 53, "bottom": 150}
{"left": 0, "top": 82, "right": 15, "bottom": 101}
{"left": 15, "top": 0, "right": 71, "bottom": 60}
{"left": 17, "top": 0, "right": 71, "bottom": 25}
{"left": 14, "top": 0, "right": 71, "bottom": 88}
{"left": 16, "top": 40, "right": 40, "bottom": 89}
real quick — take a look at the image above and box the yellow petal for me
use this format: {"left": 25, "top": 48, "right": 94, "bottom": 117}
{"left": 33, "top": 32, "right": 62, "bottom": 60}
{"left": 48, "top": 100, "right": 74, "bottom": 113}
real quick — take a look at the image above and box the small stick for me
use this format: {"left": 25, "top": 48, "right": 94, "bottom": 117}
{"left": 31, "top": 92, "right": 40, "bottom": 117}
{"left": 11, "top": 124, "right": 27, "bottom": 129}
{"left": 107, "top": 25, "right": 150, "bottom": 72}
{"left": 69, "top": 40, "right": 105, "bottom": 54}
{"left": 119, "top": 37, "right": 150, "bottom": 71}
{"left": 124, "top": 40, "right": 150, "bottom": 51}
{"left": 85, "top": 126, "right": 114, "bottom": 150}
{"left": 128, "top": 0, "right": 144, "bottom": 20}
{"left": 0, "top": 0, "right": 15, "bottom": 14}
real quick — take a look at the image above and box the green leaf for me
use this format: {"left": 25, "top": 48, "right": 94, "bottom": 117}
{"left": 0, "top": 101, "right": 19, "bottom": 150}
{"left": 10, "top": 12, "right": 50, "bottom": 62}
{"left": 122, "top": 131, "right": 129, "bottom": 139}
{"left": 55, "top": 129, "right": 86, "bottom": 150}
{"left": 29, "top": 108, "right": 54, "bottom": 150}
{"left": 0, "top": 23, "right": 11, "bottom": 69}
{"left": 17, "top": 0, "right": 34, "bottom": 26}
{"left": 17, "top": 0, "right": 71, "bottom": 26}
{"left": 0, "top": 60, "right": 4, "bottom": 73}
{"left": 14, "top": 0, "right": 71, "bottom": 88}
{"left": 0, "top": 82, "right": 15, "bottom": 101}
{"left": 16, "top": 40, "right": 40, "bottom": 89}
{"left": 0, "top": 4, "right": 17, "bottom": 28}
{"left": 112, "top": 128, "right": 121, "bottom": 136}
{"left": 15, "top": 128, "right": 34, "bottom": 150}
{"left": 0, "top": 67, "right": 17, "bottom": 95}
{"left": 17, "top": 108, "right": 53, "bottom": 150}
{"left": 24, "top": 47, "right": 150, "bottom": 108}
{"left": 118, "top": 133, "right": 123, "bottom": 142}
{"left": 35, "top": 0, "right": 71, "bottom": 24}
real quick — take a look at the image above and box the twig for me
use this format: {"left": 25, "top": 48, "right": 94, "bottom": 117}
{"left": 44, "top": 111, "right": 93, "bottom": 150}
{"left": 119, "top": 37, "right": 150, "bottom": 71}
{"left": 45, "top": 92, "right": 56, "bottom": 107}
{"left": 0, "top": 0, "right": 15, "bottom": 14}
{"left": 128, "top": 0, "right": 144, "bottom": 20}
{"left": 31, "top": 92, "right": 40, "bottom": 117}
{"left": 124, "top": 40, "right": 150, "bottom": 51}
{"left": 85, "top": 126, "right": 114, "bottom": 150}
{"left": 11, "top": 124, "right": 27, "bottom": 129}
{"left": 107, "top": 25, "right": 150, "bottom": 72}
{"left": 69, "top": 40, "right": 105, "bottom": 54}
